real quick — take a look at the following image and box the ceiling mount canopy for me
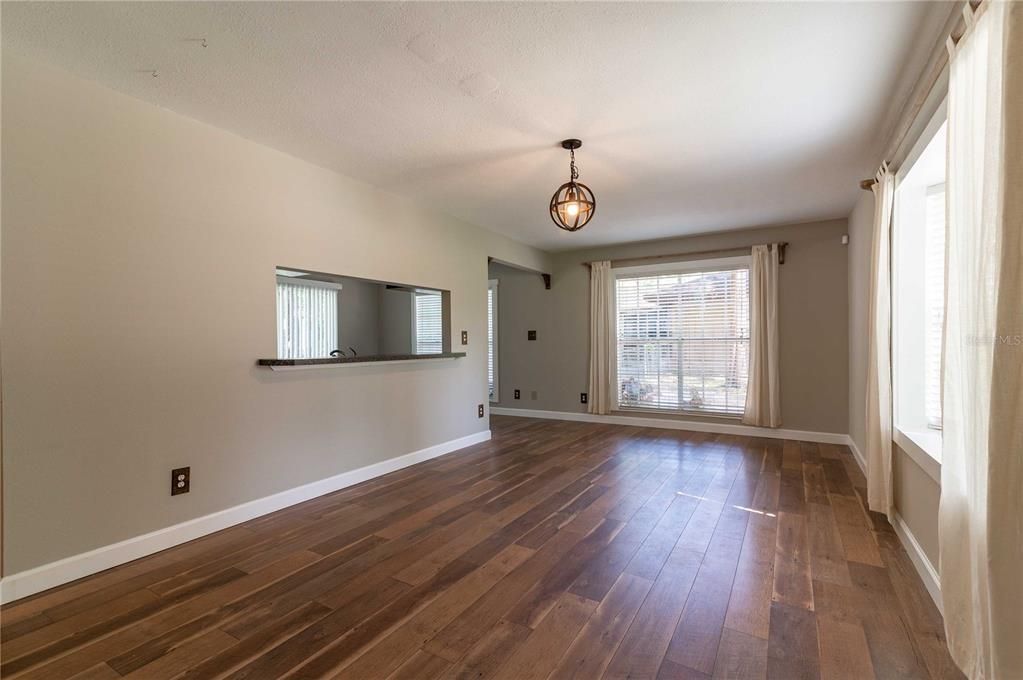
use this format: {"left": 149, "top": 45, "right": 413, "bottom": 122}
{"left": 549, "top": 139, "right": 596, "bottom": 232}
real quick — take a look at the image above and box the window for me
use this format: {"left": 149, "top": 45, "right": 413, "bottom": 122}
{"left": 894, "top": 112, "right": 946, "bottom": 463}
{"left": 276, "top": 276, "right": 339, "bottom": 359}
{"left": 488, "top": 280, "right": 499, "bottom": 401}
{"left": 412, "top": 292, "right": 443, "bottom": 354}
{"left": 615, "top": 258, "right": 750, "bottom": 416}
{"left": 923, "top": 184, "right": 945, "bottom": 429}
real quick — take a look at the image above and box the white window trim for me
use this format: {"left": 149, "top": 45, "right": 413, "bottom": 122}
{"left": 611, "top": 254, "right": 752, "bottom": 418}
{"left": 614, "top": 255, "right": 751, "bottom": 278}
{"left": 894, "top": 97, "right": 948, "bottom": 185}
{"left": 892, "top": 99, "right": 947, "bottom": 470}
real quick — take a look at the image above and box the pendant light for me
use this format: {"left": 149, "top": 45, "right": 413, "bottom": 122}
{"left": 549, "top": 139, "right": 596, "bottom": 232}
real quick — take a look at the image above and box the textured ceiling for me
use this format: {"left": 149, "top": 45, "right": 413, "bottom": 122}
{"left": 2, "top": 2, "right": 947, "bottom": 250}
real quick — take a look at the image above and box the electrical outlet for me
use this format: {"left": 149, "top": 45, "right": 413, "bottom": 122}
{"left": 531, "top": 390, "right": 538, "bottom": 400}
{"left": 478, "top": 404, "right": 485, "bottom": 418}
{"left": 580, "top": 392, "right": 588, "bottom": 404}
{"left": 527, "top": 330, "right": 537, "bottom": 341}
{"left": 514, "top": 389, "right": 520, "bottom": 400}
{"left": 171, "top": 467, "right": 190, "bottom": 496}
{"left": 461, "top": 330, "right": 468, "bottom": 345}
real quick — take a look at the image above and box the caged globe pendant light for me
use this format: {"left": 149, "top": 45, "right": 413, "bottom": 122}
{"left": 549, "top": 139, "right": 596, "bottom": 232}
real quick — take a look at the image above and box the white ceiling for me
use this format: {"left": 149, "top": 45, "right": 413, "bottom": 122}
{"left": 2, "top": 2, "right": 948, "bottom": 251}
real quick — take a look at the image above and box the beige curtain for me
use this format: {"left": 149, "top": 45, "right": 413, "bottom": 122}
{"left": 865, "top": 163, "right": 895, "bottom": 521}
{"left": 588, "top": 261, "right": 614, "bottom": 415}
{"left": 742, "top": 244, "right": 781, "bottom": 427}
{"left": 939, "top": 3, "right": 1022, "bottom": 677}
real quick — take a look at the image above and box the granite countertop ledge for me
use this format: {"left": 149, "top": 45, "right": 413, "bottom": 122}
{"left": 258, "top": 352, "right": 467, "bottom": 367}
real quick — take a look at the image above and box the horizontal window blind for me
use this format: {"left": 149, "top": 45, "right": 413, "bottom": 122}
{"left": 924, "top": 184, "right": 945, "bottom": 429}
{"left": 276, "top": 280, "right": 338, "bottom": 359}
{"left": 616, "top": 266, "right": 750, "bottom": 416}
{"left": 414, "top": 293, "right": 443, "bottom": 354}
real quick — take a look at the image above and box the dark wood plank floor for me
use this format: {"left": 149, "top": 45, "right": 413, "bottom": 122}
{"left": 0, "top": 417, "right": 962, "bottom": 680}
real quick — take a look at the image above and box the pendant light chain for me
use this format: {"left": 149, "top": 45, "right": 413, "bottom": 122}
{"left": 570, "top": 149, "right": 579, "bottom": 181}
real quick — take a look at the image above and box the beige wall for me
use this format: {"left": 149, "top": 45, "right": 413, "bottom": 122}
{"left": 847, "top": 191, "right": 940, "bottom": 566}
{"left": 894, "top": 447, "right": 941, "bottom": 565}
{"left": 0, "top": 54, "right": 550, "bottom": 574}
{"left": 847, "top": 192, "right": 872, "bottom": 453}
{"left": 493, "top": 220, "right": 850, "bottom": 435}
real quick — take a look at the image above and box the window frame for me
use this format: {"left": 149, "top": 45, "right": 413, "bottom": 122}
{"left": 892, "top": 98, "right": 947, "bottom": 476}
{"left": 488, "top": 279, "right": 499, "bottom": 403}
{"left": 611, "top": 255, "right": 752, "bottom": 419}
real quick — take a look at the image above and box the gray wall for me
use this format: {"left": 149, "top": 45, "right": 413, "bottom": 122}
{"left": 338, "top": 276, "right": 381, "bottom": 356}
{"left": 1, "top": 54, "right": 550, "bottom": 574}
{"left": 493, "top": 219, "right": 851, "bottom": 435}
{"left": 487, "top": 262, "right": 554, "bottom": 406}
{"left": 847, "top": 191, "right": 940, "bottom": 566}
{"left": 379, "top": 288, "right": 414, "bottom": 355}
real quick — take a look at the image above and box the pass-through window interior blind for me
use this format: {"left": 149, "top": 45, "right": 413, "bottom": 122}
{"left": 488, "top": 281, "right": 498, "bottom": 399}
{"left": 924, "top": 184, "right": 945, "bottom": 429}
{"left": 276, "top": 280, "right": 338, "bottom": 359}
{"left": 616, "top": 265, "right": 750, "bottom": 416}
{"left": 414, "top": 293, "right": 443, "bottom": 354}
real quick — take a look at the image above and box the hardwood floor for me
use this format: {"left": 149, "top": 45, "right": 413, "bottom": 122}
{"left": 0, "top": 416, "right": 962, "bottom": 679}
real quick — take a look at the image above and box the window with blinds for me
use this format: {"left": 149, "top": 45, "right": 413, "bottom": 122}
{"left": 488, "top": 280, "right": 498, "bottom": 400}
{"left": 615, "top": 262, "right": 750, "bottom": 416}
{"left": 413, "top": 293, "right": 443, "bottom": 354}
{"left": 924, "top": 184, "right": 945, "bottom": 430}
{"left": 276, "top": 279, "right": 339, "bottom": 359}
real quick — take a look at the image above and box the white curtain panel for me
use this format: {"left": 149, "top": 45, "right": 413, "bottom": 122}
{"left": 741, "top": 244, "right": 781, "bottom": 427}
{"left": 940, "top": 3, "right": 1022, "bottom": 677}
{"left": 588, "top": 260, "right": 614, "bottom": 415}
{"left": 865, "top": 163, "right": 895, "bottom": 520}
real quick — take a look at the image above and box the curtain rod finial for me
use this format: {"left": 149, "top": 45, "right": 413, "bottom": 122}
{"left": 860, "top": 179, "right": 876, "bottom": 191}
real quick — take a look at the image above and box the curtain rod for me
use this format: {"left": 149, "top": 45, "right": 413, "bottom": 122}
{"left": 582, "top": 242, "right": 788, "bottom": 268}
{"left": 860, "top": 1, "right": 979, "bottom": 191}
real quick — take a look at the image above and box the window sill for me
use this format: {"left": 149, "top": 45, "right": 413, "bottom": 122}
{"left": 894, "top": 428, "right": 942, "bottom": 484}
{"left": 257, "top": 352, "right": 466, "bottom": 371}
{"left": 615, "top": 406, "right": 743, "bottom": 421}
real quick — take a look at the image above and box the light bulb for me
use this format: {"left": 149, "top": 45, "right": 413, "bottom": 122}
{"left": 565, "top": 202, "right": 580, "bottom": 217}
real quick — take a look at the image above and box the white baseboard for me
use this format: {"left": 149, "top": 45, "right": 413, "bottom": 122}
{"left": 844, "top": 435, "right": 869, "bottom": 477}
{"left": 891, "top": 511, "right": 943, "bottom": 614}
{"left": 0, "top": 429, "right": 491, "bottom": 604}
{"left": 843, "top": 435, "right": 942, "bottom": 614}
{"left": 491, "top": 407, "right": 849, "bottom": 445}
